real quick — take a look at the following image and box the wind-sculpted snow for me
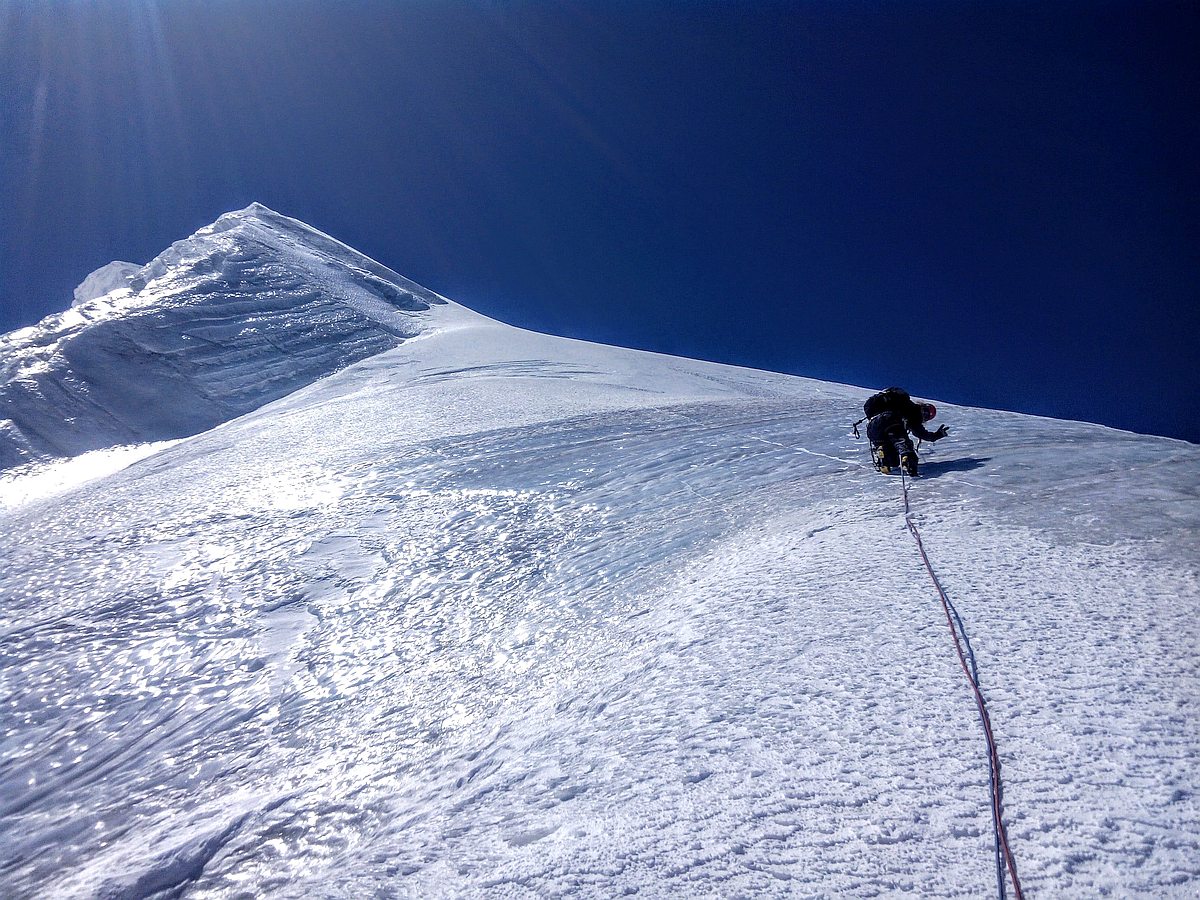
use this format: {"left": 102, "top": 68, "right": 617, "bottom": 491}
{"left": 0, "top": 204, "right": 463, "bottom": 470}
{"left": 72, "top": 261, "right": 140, "bottom": 307}
{"left": 1, "top": 307, "right": 1198, "bottom": 898}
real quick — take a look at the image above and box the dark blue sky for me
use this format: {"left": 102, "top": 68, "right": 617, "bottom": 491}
{"left": 2, "top": 1, "right": 1197, "bottom": 442}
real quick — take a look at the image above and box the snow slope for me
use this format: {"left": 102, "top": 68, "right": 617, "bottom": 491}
{"left": 0, "top": 204, "right": 466, "bottom": 470}
{"left": 1, "top": 211, "right": 1198, "bottom": 899}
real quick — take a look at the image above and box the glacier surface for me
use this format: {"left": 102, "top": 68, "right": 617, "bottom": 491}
{"left": 1, "top": 209, "right": 1198, "bottom": 898}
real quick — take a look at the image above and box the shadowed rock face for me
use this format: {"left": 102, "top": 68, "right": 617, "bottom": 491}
{"left": 0, "top": 204, "right": 452, "bottom": 469}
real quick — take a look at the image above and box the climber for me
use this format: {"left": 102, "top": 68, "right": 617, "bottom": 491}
{"left": 860, "top": 387, "right": 949, "bottom": 476}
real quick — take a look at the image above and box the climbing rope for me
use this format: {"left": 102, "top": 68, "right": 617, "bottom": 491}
{"left": 899, "top": 466, "right": 1025, "bottom": 900}
{"left": 677, "top": 404, "right": 1024, "bottom": 895}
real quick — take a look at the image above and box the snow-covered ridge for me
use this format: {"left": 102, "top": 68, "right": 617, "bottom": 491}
{"left": 1, "top": 208, "right": 1198, "bottom": 897}
{"left": 0, "top": 203, "right": 473, "bottom": 470}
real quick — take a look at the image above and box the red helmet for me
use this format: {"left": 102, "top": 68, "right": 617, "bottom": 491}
{"left": 921, "top": 403, "right": 937, "bottom": 422}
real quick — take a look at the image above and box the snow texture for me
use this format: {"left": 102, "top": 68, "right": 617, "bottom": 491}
{"left": 1, "top": 209, "right": 1198, "bottom": 899}
{"left": 72, "top": 261, "right": 141, "bottom": 307}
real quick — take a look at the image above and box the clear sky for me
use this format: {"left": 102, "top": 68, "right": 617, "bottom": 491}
{"left": 2, "top": 1, "right": 1197, "bottom": 442}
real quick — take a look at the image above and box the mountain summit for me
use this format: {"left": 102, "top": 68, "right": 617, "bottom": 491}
{"left": 0, "top": 204, "right": 465, "bottom": 469}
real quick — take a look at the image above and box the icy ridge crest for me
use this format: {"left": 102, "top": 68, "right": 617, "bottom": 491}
{"left": 0, "top": 205, "right": 458, "bottom": 470}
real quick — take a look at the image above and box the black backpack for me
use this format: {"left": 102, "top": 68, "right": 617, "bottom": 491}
{"left": 863, "top": 387, "right": 910, "bottom": 419}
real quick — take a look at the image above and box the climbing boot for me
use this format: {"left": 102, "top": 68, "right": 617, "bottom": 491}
{"left": 901, "top": 452, "right": 918, "bottom": 477}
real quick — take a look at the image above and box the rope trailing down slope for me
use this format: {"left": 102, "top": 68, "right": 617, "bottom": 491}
{"left": 899, "top": 467, "right": 1025, "bottom": 900}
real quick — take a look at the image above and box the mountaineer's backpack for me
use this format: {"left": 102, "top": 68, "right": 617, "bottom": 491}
{"left": 863, "top": 387, "right": 910, "bottom": 419}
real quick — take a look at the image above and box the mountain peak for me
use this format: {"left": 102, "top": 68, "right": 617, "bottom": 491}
{"left": 235, "top": 200, "right": 276, "bottom": 216}
{"left": 0, "top": 207, "right": 468, "bottom": 470}
{"left": 202, "top": 201, "right": 309, "bottom": 237}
